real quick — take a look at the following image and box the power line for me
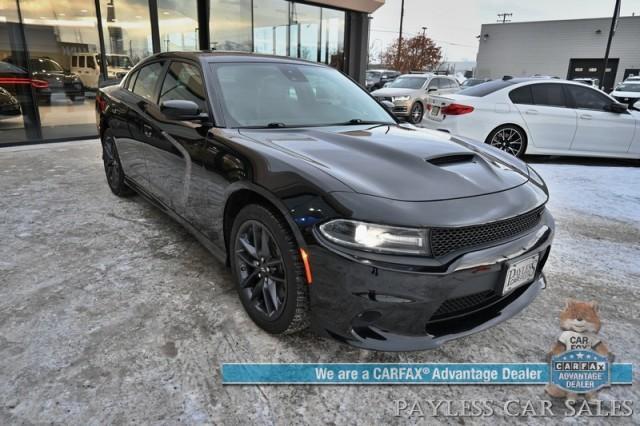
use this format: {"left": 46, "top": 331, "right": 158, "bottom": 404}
{"left": 497, "top": 13, "right": 512, "bottom": 23}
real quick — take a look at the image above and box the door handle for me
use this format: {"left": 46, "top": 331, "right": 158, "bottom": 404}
{"left": 580, "top": 114, "right": 592, "bottom": 120}
{"left": 525, "top": 109, "right": 538, "bottom": 115}
{"left": 143, "top": 124, "right": 153, "bottom": 138}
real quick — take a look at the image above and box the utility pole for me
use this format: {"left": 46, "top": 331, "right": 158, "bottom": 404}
{"left": 397, "top": 0, "right": 405, "bottom": 66}
{"left": 497, "top": 13, "right": 512, "bottom": 23}
{"left": 600, "top": 0, "right": 622, "bottom": 91}
{"left": 421, "top": 26, "right": 427, "bottom": 37}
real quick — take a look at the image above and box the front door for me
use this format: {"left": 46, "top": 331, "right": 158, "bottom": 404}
{"left": 565, "top": 84, "right": 635, "bottom": 153}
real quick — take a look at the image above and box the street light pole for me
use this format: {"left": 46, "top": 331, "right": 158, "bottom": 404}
{"left": 397, "top": 0, "right": 405, "bottom": 66}
{"left": 600, "top": 0, "right": 622, "bottom": 91}
{"left": 422, "top": 26, "right": 427, "bottom": 37}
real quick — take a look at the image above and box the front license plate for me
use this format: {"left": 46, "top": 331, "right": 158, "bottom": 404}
{"left": 502, "top": 254, "right": 539, "bottom": 295}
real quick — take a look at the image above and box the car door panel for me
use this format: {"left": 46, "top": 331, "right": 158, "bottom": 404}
{"left": 512, "top": 83, "right": 577, "bottom": 151}
{"left": 565, "top": 84, "right": 635, "bottom": 153}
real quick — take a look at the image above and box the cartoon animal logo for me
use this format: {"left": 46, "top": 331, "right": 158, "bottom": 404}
{"left": 545, "top": 299, "right": 612, "bottom": 403}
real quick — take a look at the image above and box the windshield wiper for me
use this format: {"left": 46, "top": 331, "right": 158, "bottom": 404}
{"left": 333, "top": 119, "right": 393, "bottom": 126}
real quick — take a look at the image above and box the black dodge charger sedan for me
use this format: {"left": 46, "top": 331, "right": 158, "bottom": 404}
{"left": 96, "top": 52, "right": 554, "bottom": 351}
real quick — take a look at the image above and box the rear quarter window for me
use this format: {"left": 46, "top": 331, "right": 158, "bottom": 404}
{"left": 509, "top": 86, "right": 533, "bottom": 104}
{"left": 459, "top": 80, "right": 516, "bottom": 97}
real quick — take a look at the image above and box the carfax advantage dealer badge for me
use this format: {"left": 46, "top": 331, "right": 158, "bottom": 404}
{"left": 550, "top": 349, "right": 610, "bottom": 394}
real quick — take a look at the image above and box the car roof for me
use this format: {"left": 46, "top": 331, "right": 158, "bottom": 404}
{"left": 150, "top": 51, "right": 328, "bottom": 67}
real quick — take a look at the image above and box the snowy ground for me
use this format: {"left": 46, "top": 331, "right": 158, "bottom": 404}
{"left": 0, "top": 142, "right": 638, "bottom": 425}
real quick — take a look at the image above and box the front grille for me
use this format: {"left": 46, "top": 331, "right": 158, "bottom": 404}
{"left": 431, "top": 290, "right": 497, "bottom": 319}
{"left": 430, "top": 207, "right": 544, "bottom": 257}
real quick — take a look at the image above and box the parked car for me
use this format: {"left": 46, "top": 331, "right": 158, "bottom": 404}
{"left": 0, "top": 60, "right": 49, "bottom": 104}
{"left": 423, "top": 77, "right": 640, "bottom": 160}
{"left": 371, "top": 74, "right": 460, "bottom": 124}
{"left": 572, "top": 78, "right": 599, "bottom": 88}
{"left": 611, "top": 81, "right": 640, "bottom": 110}
{"left": 28, "top": 57, "right": 84, "bottom": 103}
{"left": 71, "top": 53, "right": 133, "bottom": 90}
{"left": 365, "top": 69, "right": 400, "bottom": 91}
{"left": 0, "top": 86, "right": 21, "bottom": 119}
{"left": 96, "top": 52, "right": 554, "bottom": 351}
{"left": 461, "top": 78, "right": 490, "bottom": 88}
{"left": 624, "top": 76, "right": 640, "bottom": 82}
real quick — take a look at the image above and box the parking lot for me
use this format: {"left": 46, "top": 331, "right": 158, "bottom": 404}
{"left": 0, "top": 140, "right": 638, "bottom": 424}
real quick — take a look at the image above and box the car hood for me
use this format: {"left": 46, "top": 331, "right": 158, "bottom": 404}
{"left": 370, "top": 88, "right": 418, "bottom": 97}
{"left": 239, "top": 125, "right": 530, "bottom": 202}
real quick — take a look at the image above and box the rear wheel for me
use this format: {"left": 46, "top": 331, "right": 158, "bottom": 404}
{"left": 101, "top": 129, "right": 134, "bottom": 197}
{"left": 230, "top": 204, "right": 309, "bottom": 334}
{"left": 486, "top": 124, "right": 528, "bottom": 158}
{"left": 408, "top": 102, "right": 424, "bottom": 124}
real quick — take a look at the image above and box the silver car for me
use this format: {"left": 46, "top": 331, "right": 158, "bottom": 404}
{"left": 371, "top": 74, "right": 460, "bottom": 124}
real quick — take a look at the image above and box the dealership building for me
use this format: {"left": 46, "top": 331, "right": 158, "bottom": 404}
{"left": 0, "top": 0, "right": 383, "bottom": 146}
{"left": 475, "top": 16, "right": 640, "bottom": 91}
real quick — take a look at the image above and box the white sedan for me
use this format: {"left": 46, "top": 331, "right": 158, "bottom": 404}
{"left": 422, "top": 77, "right": 640, "bottom": 159}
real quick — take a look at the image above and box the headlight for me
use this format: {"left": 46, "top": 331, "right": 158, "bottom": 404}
{"left": 527, "top": 165, "right": 545, "bottom": 187}
{"left": 318, "top": 219, "right": 429, "bottom": 255}
{"left": 393, "top": 95, "right": 410, "bottom": 101}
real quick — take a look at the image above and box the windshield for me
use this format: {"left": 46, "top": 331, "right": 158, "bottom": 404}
{"left": 211, "top": 62, "right": 395, "bottom": 128}
{"left": 31, "top": 58, "right": 63, "bottom": 72}
{"left": 615, "top": 83, "right": 640, "bottom": 92}
{"left": 388, "top": 76, "right": 427, "bottom": 89}
{"left": 366, "top": 71, "right": 381, "bottom": 79}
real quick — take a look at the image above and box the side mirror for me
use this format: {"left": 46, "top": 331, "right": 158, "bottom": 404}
{"left": 633, "top": 100, "right": 640, "bottom": 111}
{"left": 160, "top": 100, "right": 203, "bottom": 120}
{"left": 605, "top": 102, "right": 628, "bottom": 113}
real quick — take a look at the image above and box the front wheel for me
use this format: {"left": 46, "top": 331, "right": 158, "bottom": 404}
{"left": 408, "top": 102, "right": 424, "bottom": 124}
{"left": 230, "top": 204, "right": 309, "bottom": 334}
{"left": 486, "top": 125, "right": 528, "bottom": 158}
{"left": 101, "top": 129, "right": 134, "bottom": 197}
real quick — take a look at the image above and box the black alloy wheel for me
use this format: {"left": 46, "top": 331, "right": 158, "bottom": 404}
{"left": 231, "top": 204, "right": 309, "bottom": 334}
{"left": 487, "top": 125, "right": 527, "bottom": 158}
{"left": 102, "top": 129, "right": 134, "bottom": 197}
{"left": 409, "top": 102, "right": 424, "bottom": 124}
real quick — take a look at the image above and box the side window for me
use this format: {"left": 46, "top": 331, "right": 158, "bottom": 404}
{"left": 448, "top": 79, "right": 458, "bottom": 89}
{"left": 159, "top": 62, "right": 207, "bottom": 112}
{"left": 509, "top": 86, "right": 534, "bottom": 104}
{"left": 428, "top": 78, "right": 440, "bottom": 89}
{"left": 565, "top": 85, "right": 611, "bottom": 111}
{"left": 132, "top": 62, "right": 164, "bottom": 102}
{"left": 86, "top": 56, "right": 96, "bottom": 69}
{"left": 71, "top": 56, "right": 77, "bottom": 67}
{"left": 79, "top": 56, "right": 85, "bottom": 68}
{"left": 126, "top": 70, "right": 139, "bottom": 91}
{"left": 531, "top": 84, "right": 566, "bottom": 107}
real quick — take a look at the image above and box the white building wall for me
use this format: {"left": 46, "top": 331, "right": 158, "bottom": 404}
{"left": 475, "top": 16, "right": 640, "bottom": 84}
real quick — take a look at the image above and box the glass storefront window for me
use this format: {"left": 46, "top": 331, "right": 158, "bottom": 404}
{"left": 210, "top": 0, "right": 252, "bottom": 51}
{"left": 0, "top": 0, "right": 31, "bottom": 143}
{"left": 253, "top": 0, "right": 289, "bottom": 56}
{"left": 158, "top": 0, "right": 198, "bottom": 52}
{"left": 100, "top": 0, "right": 152, "bottom": 67}
{"left": 321, "top": 8, "right": 345, "bottom": 70}
{"left": 290, "top": 3, "right": 320, "bottom": 62}
{"left": 20, "top": 0, "right": 101, "bottom": 139}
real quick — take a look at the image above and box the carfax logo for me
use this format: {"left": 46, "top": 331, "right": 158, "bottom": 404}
{"left": 545, "top": 299, "right": 613, "bottom": 402}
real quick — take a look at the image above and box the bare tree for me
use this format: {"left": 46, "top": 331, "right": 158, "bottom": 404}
{"left": 379, "top": 34, "right": 442, "bottom": 73}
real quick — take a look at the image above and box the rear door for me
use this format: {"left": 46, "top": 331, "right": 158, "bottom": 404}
{"left": 510, "top": 83, "right": 577, "bottom": 151}
{"left": 565, "top": 84, "right": 635, "bottom": 153}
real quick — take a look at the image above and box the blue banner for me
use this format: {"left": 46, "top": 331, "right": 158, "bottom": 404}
{"left": 221, "top": 363, "right": 633, "bottom": 385}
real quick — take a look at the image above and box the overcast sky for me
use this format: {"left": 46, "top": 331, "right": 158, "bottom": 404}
{"left": 370, "top": 0, "right": 640, "bottom": 62}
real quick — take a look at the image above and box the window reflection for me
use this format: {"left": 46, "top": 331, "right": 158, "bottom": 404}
{"left": 100, "top": 0, "right": 152, "bottom": 66}
{"left": 20, "top": 0, "right": 100, "bottom": 139}
{"left": 210, "top": 0, "right": 252, "bottom": 51}
{"left": 321, "top": 8, "right": 345, "bottom": 69}
{"left": 159, "top": 0, "right": 198, "bottom": 52}
{"left": 290, "top": 3, "right": 320, "bottom": 62}
{"left": 253, "top": 0, "right": 289, "bottom": 56}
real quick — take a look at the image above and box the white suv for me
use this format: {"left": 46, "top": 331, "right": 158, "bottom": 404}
{"left": 70, "top": 53, "right": 133, "bottom": 90}
{"left": 371, "top": 74, "right": 460, "bottom": 124}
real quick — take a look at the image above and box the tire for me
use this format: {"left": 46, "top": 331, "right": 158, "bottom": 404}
{"left": 485, "top": 124, "right": 528, "bottom": 158}
{"left": 230, "top": 204, "right": 309, "bottom": 334}
{"left": 408, "top": 102, "right": 424, "bottom": 124}
{"left": 101, "top": 129, "right": 134, "bottom": 197}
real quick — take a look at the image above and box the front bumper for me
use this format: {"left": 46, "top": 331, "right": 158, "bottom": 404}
{"left": 308, "top": 211, "right": 554, "bottom": 351}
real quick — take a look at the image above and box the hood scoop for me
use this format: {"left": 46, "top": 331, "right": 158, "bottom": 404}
{"left": 426, "top": 153, "right": 476, "bottom": 167}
